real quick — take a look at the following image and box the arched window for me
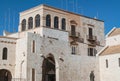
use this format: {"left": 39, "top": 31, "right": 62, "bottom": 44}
{"left": 35, "top": 14, "right": 40, "bottom": 27}
{"left": 46, "top": 14, "right": 51, "bottom": 27}
{"left": 28, "top": 17, "right": 33, "bottom": 29}
{"left": 61, "top": 18, "right": 66, "bottom": 30}
{"left": 21, "top": 19, "right": 26, "bottom": 31}
{"left": 54, "top": 16, "right": 59, "bottom": 29}
{"left": 106, "top": 59, "right": 108, "bottom": 68}
{"left": 2, "top": 47, "right": 8, "bottom": 60}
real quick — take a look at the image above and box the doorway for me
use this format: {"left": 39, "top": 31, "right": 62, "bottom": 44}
{"left": 42, "top": 55, "right": 56, "bottom": 81}
{"left": 0, "top": 69, "right": 12, "bottom": 81}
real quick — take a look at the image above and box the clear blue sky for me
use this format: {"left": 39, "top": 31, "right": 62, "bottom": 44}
{"left": 0, "top": 0, "right": 120, "bottom": 35}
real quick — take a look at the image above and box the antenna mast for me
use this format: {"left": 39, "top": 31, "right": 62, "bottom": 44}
{"left": 66, "top": 0, "right": 68, "bottom": 11}
{"left": 8, "top": 8, "right": 10, "bottom": 32}
{"left": 13, "top": 11, "right": 15, "bottom": 32}
{"left": 76, "top": 0, "right": 78, "bottom": 13}
{"left": 73, "top": 0, "right": 75, "bottom": 12}
{"left": 97, "top": 11, "right": 99, "bottom": 19}
{"left": 4, "top": 12, "right": 7, "bottom": 30}
{"left": 61, "top": 0, "right": 63, "bottom": 9}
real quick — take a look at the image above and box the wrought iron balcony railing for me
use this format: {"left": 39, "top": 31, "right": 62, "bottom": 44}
{"left": 69, "top": 32, "right": 80, "bottom": 38}
{"left": 86, "top": 35, "right": 97, "bottom": 41}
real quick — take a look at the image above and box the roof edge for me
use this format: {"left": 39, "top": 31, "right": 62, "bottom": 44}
{"left": 20, "top": 4, "right": 104, "bottom": 22}
{"left": 96, "top": 46, "right": 108, "bottom": 56}
{"left": 0, "top": 36, "right": 18, "bottom": 40}
{"left": 106, "top": 27, "right": 116, "bottom": 38}
{"left": 43, "top": 4, "right": 104, "bottom": 22}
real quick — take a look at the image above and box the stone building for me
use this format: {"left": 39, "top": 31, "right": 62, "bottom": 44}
{"left": 0, "top": 4, "right": 105, "bottom": 81}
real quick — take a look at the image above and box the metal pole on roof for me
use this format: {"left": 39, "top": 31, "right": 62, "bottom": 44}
{"left": 73, "top": 0, "right": 75, "bottom": 12}
{"left": 97, "top": 11, "right": 99, "bottom": 19}
{"left": 76, "top": 0, "right": 78, "bottom": 13}
{"left": 61, "top": 0, "right": 63, "bottom": 9}
{"left": 12, "top": 11, "right": 15, "bottom": 32}
{"left": 66, "top": 0, "right": 68, "bottom": 11}
{"left": 4, "top": 12, "right": 7, "bottom": 30}
{"left": 8, "top": 8, "right": 10, "bottom": 32}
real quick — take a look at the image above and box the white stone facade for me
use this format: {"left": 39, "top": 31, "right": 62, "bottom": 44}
{"left": 99, "top": 28, "right": 120, "bottom": 81}
{"left": 0, "top": 4, "right": 105, "bottom": 81}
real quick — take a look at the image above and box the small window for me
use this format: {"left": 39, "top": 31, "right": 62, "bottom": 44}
{"left": 35, "top": 14, "right": 40, "bottom": 27}
{"left": 21, "top": 19, "right": 26, "bottom": 31}
{"left": 2, "top": 47, "right": 8, "bottom": 60}
{"left": 32, "top": 68, "right": 35, "bottom": 81}
{"left": 106, "top": 59, "right": 108, "bottom": 68}
{"left": 54, "top": 16, "right": 59, "bottom": 29}
{"left": 61, "top": 18, "right": 66, "bottom": 30}
{"left": 88, "top": 48, "right": 97, "bottom": 56}
{"left": 28, "top": 17, "right": 33, "bottom": 29}
{"left": 32, "top": 40, "right": 35, "bottom": 53}
{"left": 71, "top": 45, "right": 77, "bottom": 55}
{"left": 118, "top": 58, "right": 120, "bottom": 67}
{"left": 46, "top": 14, "right": 51, "bottom": 27}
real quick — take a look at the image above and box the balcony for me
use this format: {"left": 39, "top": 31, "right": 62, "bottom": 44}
{"left": 69, "top": 32, "right": 80, "bottom": 38}
{"left": 86, "top": 35, "right": 97, "bottom": 41}
{"left": 87, "top": 40, "right": 100, "bottom": 46}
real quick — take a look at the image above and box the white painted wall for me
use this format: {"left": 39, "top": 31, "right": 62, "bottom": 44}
{"left": 99, "top": 54, "right": 120, "bottom": 81}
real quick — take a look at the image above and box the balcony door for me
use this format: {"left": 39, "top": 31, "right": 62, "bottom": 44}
{"left": 89, "top": 28, "right": 93, "bottom": 39}
{"left": 71, "top": 25, "right": 76, "bottom": 36}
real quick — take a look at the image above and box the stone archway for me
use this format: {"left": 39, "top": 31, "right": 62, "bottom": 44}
{"left": 42, "top": 54, "right": 56, "bottom": 81}
{"left": 0, "top": 69, "right": 12, "bottom": 81}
